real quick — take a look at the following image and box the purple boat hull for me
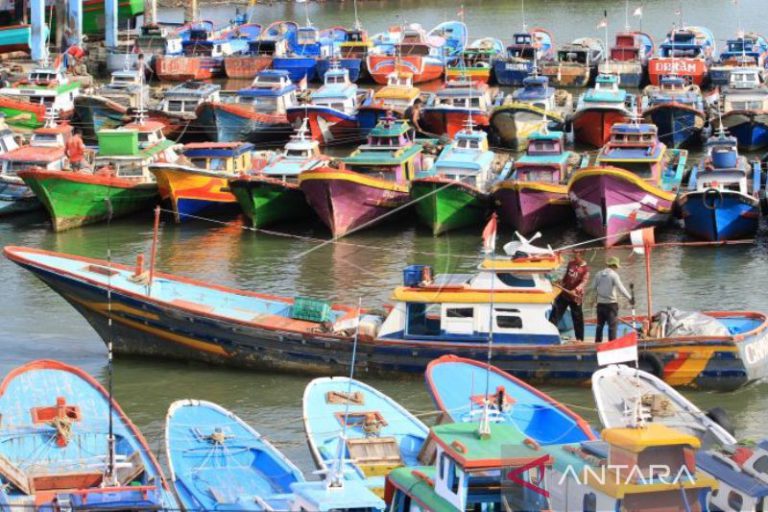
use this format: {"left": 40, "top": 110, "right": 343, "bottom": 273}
{"left": 493, "top": 181, "right": 572, "bottom": 235}
{"left": 568, "top": 167, "right": 675, "bottom": 246}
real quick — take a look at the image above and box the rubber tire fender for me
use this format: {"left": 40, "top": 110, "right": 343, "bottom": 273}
{"left": 638, "top": 352, "right": 664, "bottom": 378}
{"left": 706, "top": 406, "right": 736, "bottom": 436}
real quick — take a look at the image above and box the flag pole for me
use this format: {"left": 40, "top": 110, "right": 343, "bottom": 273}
{"left": 644, "top": 244, "right": 653, "bottom": 324}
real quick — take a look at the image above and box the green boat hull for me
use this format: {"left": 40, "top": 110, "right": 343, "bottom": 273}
{"left": 230, "top": 179, "right": 311, "bottom": 228}
{"left": 0, "top": 105, "right": 43, "bottom": 129}
{"left": 411, "top": 180, "right": 491, "bottom": 235}
{"left": 22, "top": 173, "right": 157, "bottom": 231}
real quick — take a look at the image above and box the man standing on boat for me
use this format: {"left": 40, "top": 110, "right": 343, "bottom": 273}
{"left": 593, "top": 257, "right": 633, "bottom": 343}
{"left": 549, "top": 253, "right": 589, "bottom": 341}
{"left": 66, "top": 129, "right": 86, "bottom": 171}
{"left": 404, "top": 98, "right": 426, "bottom": 136}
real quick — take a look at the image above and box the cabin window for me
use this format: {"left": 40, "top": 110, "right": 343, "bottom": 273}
{"left": 583, "top": 492, "right": 597, "bottom": 512}
{"left": 406, "top": 303, "right": 441, "bottom": 336}
{"left": 390, "top": 492, "right": 411, "bottom": 512}
{"left": 439, "top": 453, "right": 448, "bottom": 480}
{"left": 753, "top": 455, "right": 768, "bottom": 474}
{"left": 496, "top": 273, "right": 536, "bottom": 288}
{"left": 728, "top": 491, "right": 744, "bottom": 510}
{"left": 446, "top": 308, "right": 473, "bottom": 318}
{"left": 495, "top": 309, "right": 523, "bottom": 329}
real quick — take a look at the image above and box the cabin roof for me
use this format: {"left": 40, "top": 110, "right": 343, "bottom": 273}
{"left": 478, "top": 253, "right": 561, "bottom": 272}
{"left": 343, "top": 143, "right": 423, "bottom": 166}
{"left": 123, "top": 121, "right": 166, "bottom": 132}
{"left": 0, "top": 146, "right": 64, "bottom": 163}
{"left": 696, "top": 452, "right": 768, "bottom": 498}
{"left": 290, "top": 480, "right": 384, "bottom": 511}
{"left": 183, "top": 142, "right": 254, "bottom": 157}
{"left": 34, "top": 125, "right": 72, "bottom": 135}
{"left": 601, "top": 424, "right": 700, "bottom": 453}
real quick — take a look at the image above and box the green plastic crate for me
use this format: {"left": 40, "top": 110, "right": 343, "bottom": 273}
{"left": 291, "top": 296, "right": 332, "bottom": 323}
{"left": 97, "top": 130, "right": 140, "bottom": 156}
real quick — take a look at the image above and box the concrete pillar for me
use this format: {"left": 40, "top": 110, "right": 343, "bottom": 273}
{"left": 183, "top": 0, "right": 198, "bottom": 24}
{"left": 67, "top": 0, "right": 82, "bottom": 46}
{"left": 143, "top": 0, "right": 156, "bottom": 26}
{"left": 30, "top": 0, "right": 46, "bottom": 62}
{"left": 55, "top": 0, "right": 66, "bottom": 51}
{"left": 105, "top": 0, "right": 117, "bottom": 48}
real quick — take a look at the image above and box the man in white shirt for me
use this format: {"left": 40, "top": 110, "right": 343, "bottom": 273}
{"left": 592, "top": 256, "right": 633, "bottom": 343}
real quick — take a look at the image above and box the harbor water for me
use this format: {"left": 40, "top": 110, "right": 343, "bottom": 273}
{"left": 3, "top": 0, "right": 768, "bottom": 477}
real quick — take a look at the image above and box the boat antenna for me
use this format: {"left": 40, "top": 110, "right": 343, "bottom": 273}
{"left": 134, "top": 53, "right": 147, "bottom": 125}
{"left": 624, "top": 0, "right": 629, "bottom": 32}
{"left": 103, "top": 196, "right": 118, "bottom": 487}
{"left": 521, "top": 0, "right": 527, "bottom": 32}
{"left": 304, "top": 0, "right": 312, "bottom": 28}
{"left": 602, "top": 10, "right": 608, "bottom": 64}
{"left": 352, "top": 0, "right": 361, "bottom": 31}
{"left": 478, "top": 223, "right": 498, "bottom": 439}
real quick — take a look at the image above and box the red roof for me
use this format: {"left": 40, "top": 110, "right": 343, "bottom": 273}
{"left": 0, "top": 146, "right": 65, "bottom": 163}
{"left": 123, "top": 121, "right": 166, "bottom": 132}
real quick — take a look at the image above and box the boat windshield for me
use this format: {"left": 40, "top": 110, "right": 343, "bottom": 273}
{"left": 191, "top": 157, "right": 227, "bottom": 171}
{"left": 239, "top": 96, "right": 278, "bottom": 111}
{"left": 456, "top": 138, "right": 481, "bottom": 149}
{"left": 286, "top": 149, "right": 311, "bottom": 158}
{"left": 166, "top": 99, "right": 198, "bottom": 113}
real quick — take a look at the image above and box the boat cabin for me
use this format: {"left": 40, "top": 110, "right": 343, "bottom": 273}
{"left": 691, "top": 132, "right": 751, "bottom": 195}
{"left": 136, "top": 24, "right": 183, "bottom": 56}
{"left": 581, "top": 73, "right": 632, "bottom": 105}
{"left": 339, "top": 28, "right": 372, "bottom": 58}
{"left": 2, "top": 67, "right": 79, "bottom": 112}
{"left": 610, "top": 32, "right": 643, "bottom": 62}
{"left": 95, "top": 123, "right": 178, "bottom": 179}
{"left": 342, "top": 116, "right": 424, "bottom": 182}
{"left": 160, "top": 81, "right": 221, "bottom": 116}
{"left": 0, "top": 122, "right": 72, "bottom": 176}
{"left": 505, "top": 32, "right": 538, "bottom": 60}
{"left": 107, "top": 69, "right": 143, "bottom": 89}
{"left": 98, "top": 69, "right": 147, "bottom": 108}
{"left": 386, "top": 423, "right": 552, "bottom": 512}
{"left": 719, "top": 36, "right": 765, "bottom": 67}
{"left": 510, "top": 75, "right": 556, "bottom": 110}
{"left": 297, "top": 26, "right": 321, "bottom": 46}
{"left": 183, "top": 142, "right": 254, "bottom": 174}
{"left": 428, "top": 127, "right": 495, "bottom": 189}
{"left": 309, "top": 67, "right": 358, "bottom": 115}
{"left": 378, "top": 239, "right": 562, "bottom": 344}
{"left": 659, "top": 29, "right": 707, "bottom": 59}
{"left": 234, "top": 70, "right": 298, "bottom": 113}
{"left": 429, "top": 79, "right": 495, "bottom": 110}
{"left": 597, "top": 122, "right": 666, "bottom": 178}
{"left": 372, "top": 72, "right": 421, "bottom": 112}
{"left": 183, "top": 39, "right": 234, "bottom": 58}
{"left": 513, "top": 131, "right": 570, "bottom": 184}
{"left": 260, "top": 123, "right": 326, "bottom": 181}
{"left": 727, "top": 67, "right": 763, "bottom": 90}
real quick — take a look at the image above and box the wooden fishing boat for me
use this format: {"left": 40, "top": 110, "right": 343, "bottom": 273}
{"left": 568, "top": 121, "right": 687, "bottom": 246}
{"left": 303, "top": 376, "right": 429, "bottom": 496}
{"left": 151, "top": 141, "right": 253, "bottom": 222}
{"left": 299, "top": 115, "right": 431, "bottom": 237}
{"left": 710, "top": 32, "right": 768, "bottom": 86}
{"left": 678, "top": 129, "right": 761, "bottom": 241}
{"left": 540, "top": 38, "right": 604, "bottom": 88}
{"left": 648, "top": 26, "right": 716, "bottom": 86}
{"left": 641, "top": 75, "right": 706, "bottom": 149}
{"left": 411, "top": 125, "right": 498, "bottom": 235}
{"left": 425, "top": 355, "right": 596, "bottom": 444}
{"left": 492, "top": 28, "right": 555, "bottom": 86}
{"left": 445, "top": 37, "right": 504, "bottom": 84}
{"left": 597, "top": 31, "right": 653, "bottom": 88}
{"left": 0, "top": 66, "right": 80, "bottom": 129}
{"left": 316, "top": 27, "right": 372, "bottom": 83}
{"left": 570, "top": 73, "right": 637, "bottom": 148}
{"left": 149, "top": 80, "right": 220, "bottom": 140}
{"left": 229, "top": 121, "right": 323, "bottom": 228}
{"left": 420, "top": 77, "right": 502, "bottom": 139}
{"left": 712, "top": 67, "right": 768, "bottom": 151}
{"left": 0, "top": 119, "right": 69, "bottom": 216}
{"left": 130, "top": 23, "right": 185, "bottom": 70}
{"left": 0, "top": 24, "right": 32, "bottom": 54}
{"left": 357, "top": 71, "right": 422, "bottom": 132}
{"left": 273, "top": 25, "right": 347, "bottom": 83}
{"left": 223, "top": 20, "right": 294, "bottom": 79}
{"left": 0, "top": 359, "right": 177, "bottom": 510}
{"left": 19, "top": 120, "right": 178, "bottom": 231}
{"left": 492, "top": 129, "right": 587, "bottom": 234}
{"left": 195, "top": 70, "right": 298, "bottom": 146}
{"left": 286, "top": 65, "right": 371, "bottom": 145}
{"left": 5, "top": 234, "right": 768, "bottom": 390}
{"left": 489, "top": 74, "right": 572, "bottom": 151}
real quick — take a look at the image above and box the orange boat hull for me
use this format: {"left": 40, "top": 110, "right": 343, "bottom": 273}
{"left": 366, "top": 55, "right": 443, "bottom": 85}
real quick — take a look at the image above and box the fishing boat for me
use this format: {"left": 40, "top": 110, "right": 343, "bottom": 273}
{"left": 570, "top": 73, "right": 637, "bottom": 148}
{"left": 489, "top": 74, "right": 572, "bottom": 151}
{"left": 568, "top": 121, "right": 687, "bottom": 246}
{"left": 641, "top": 75, "right": 706, "bottom": 148}
{"left": 492, "top": 28, "right": 555, "bottom": 86}
{"left": 540, "top": 38, "right": 604, "bottom": 88}
{"left": 712, "top": 66, "right": 768, "bottom": 151}
{"left": 0, "top": 65, "right": 80, "bottom": 129}
{"left": 20, "top": 120, "right": 178, "bottom": 231}
{"left": 316, "top": 26, "right": 372, "bottom": 83}
{"left": 150, "top": 141, "right": 253, "bottom": 222}
{"left": 445, "top": 37, "right": 504, "bottom": 84}
{"left": 710, "top": 32, "right": 768, "bottom": 86}
{"left": 492, "top": 129, "right": 587, "bottom": 234}
{"left": 229, "top": 121, "right": 324, "bottom": 228}
{"left": 299, "top": 115, "right": 432, "bottom": 237}
{"left": 593, "top": 364, "right": 768, "bottom": 512}
{"left": 303, "top": 376, "right": 429, "bottom": 495}
{"left": 129, "top": 23, "right": 185, "bottom": 71}
{"left": 598, "top": 31, "right": 654, "bottom": 88}
{"left": 149, "top": 80, "right": 221, "bottom": 140}
{"left": 195, "top": 70, "right": 298, "bottom": 146}
{"left": 165, "top": 399, "right": 304, "bottom": 510}
{"left": 357, "top": 71, "right": 422, "bottom": 132}
{"left": 0, "top": 118, "right": 69, "bottom": 216}
{"left": 95, "top": 68, "right": 148, "bottom": 109}
{"left": 678, "top": 129, "right": 760, "bottom": 241}
{"left": 6, "top": 231, "right": 768, "bottom": 391}
{"left": 647, "top": 26, "right": 716, "bottom": 86}
{"left": 0, "top": 359, "right": 177, "bottom": 510}
{"left": 410, "top": 124, "right": 497, "bottom": 235}
{"left": 286, "top": 65, "right": 370, "bottom": 145}
{"left": 425, "top": 355, "right": 596, "bottom": 444}
{"left": 273, "top": 25, "right": 347, "bottom": 82}
{"left": 223, "top": 21, "right": 293, "bottom": 79}
{"left": 0, "top": 24, "right": 33, "bottom": 54}
{"left": 420, "top": 77, "right": 502, "bottom": 139}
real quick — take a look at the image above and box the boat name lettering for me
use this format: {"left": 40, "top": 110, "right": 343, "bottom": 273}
{"left": 651, "top": 60, "right": 700, "bottom": 75}
{"left": 557, "top": 464, "right": 696, "bottom": 486}
{"left": 745, "top": 334, "right": 768, "bottom": 366}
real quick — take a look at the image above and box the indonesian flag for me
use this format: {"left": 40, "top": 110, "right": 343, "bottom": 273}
{"left": 596, "top": 332, "right": 638, "bottom": 366}
{"left": 630, "top": 227, "right": 655, "bottom": 255}
{"left": 633, "top": 6, "right": 643, "bottom": 17}
{"left": 482, "top": 213, "right": 498, "bottom": 254}
{"left": 457, "top": 4, "right": 464, "bottom": 19}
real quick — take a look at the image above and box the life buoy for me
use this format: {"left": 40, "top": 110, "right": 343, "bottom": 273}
{"left": 702, "top": 188, "right": 722, "bottom": 210}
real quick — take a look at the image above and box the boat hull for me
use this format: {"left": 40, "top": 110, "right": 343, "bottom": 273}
{"left": 642, "top": 103, "right": 705, "bottom": 149}
{"left": 271, "top": 56, "right": 318, "bottom": 82}
{"left": 366, "top": 55, "right": 443, "bottom": 85}
{"left": 151, "top": 166, "right": 237, "bottom": 223}
{"left": 5, "top": 246, "right": 768, "bottom": 392}
{"left": 420, "top": 108, "right": 489, "bottom": 139}
{"left": 0, "top": 178, "right": 40, "bottom": 215}
{"left": 492, "top": 60, "right": 536, "bottom": 86}
{"left": 571, "top": 108, "right": 632, "bottom": 148}
{"left": 0, "top": 97, "right": 72, "bottom": 129}
{"left": 286, "top": 106, "right": 362, "bottom": 145}
{"left": 411, "top": 178, "right": 490, "bottom": 235}
{"left": 679, "top": 190, "right": 760, "bottom": 241}
{"left": 195, "top": 102, "right": 294, "bottom": 147}
{"left": 0, "top": 24, "right": 32, "bottom": 54}
{"left": 299, "top": 168, "right": 409, "bottom": 237}
{"left": 229, "top": 176, "right": 312, "bottom": 228}
{"left": 568, "top": 166, "right": 675, "bottom": 247}
{"left": 493, "top": 180, "right": 572, "bottom": 234}
{"left": 539, "top": 63, "right": 592, "bottom": 88}
{"left": 223, "top": 55, "right": 273, "bottom": 79}
{"left": 19, "top": 170, "right": 158, "bottom": 231}
{"left": 598, "top": 60, "right": 644, "bottom": 88}
{"left": 718, "top": 111, "right": 768, "bottom": 151}
{"left": 489, "top": 106, "right": 562, "bottom": 151}
{"left": 155, "top": 56, "right": 219, "bottom": 82}
{"left": 648, "top": 58, "right": 708, "bottom": 86}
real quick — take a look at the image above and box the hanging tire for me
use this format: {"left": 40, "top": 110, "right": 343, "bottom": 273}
{"left": 706, "top": 407, "right": 736, "bottom": 436}
{"left": 638, "top": 353, "right": 664, "bottom": 378}
{"left": 702, "top": 188, "right": 722, "bottom": 210}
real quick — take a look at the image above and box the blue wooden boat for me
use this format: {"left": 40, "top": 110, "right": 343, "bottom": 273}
{"left": 0, "top": 24, "right": 37, "bottom": 54}
{"left": 166, "top": 399, "right": 304, "bottom": 511}
{"left": 641, "top": 75, "right": 706, "bottom": 148}
{"left": 316, "top": 27, "right": 371, "bottom": 83}
{"left": 678, "top": 129, "right": 761, "bottom": 241}
{"left": 709, "top": 32, "right": 768, "bottom": 86}
{"left": 273, "top": 26, "right": 348, "bottom": 82}
{"left": 713, "top": 67, "right": 768, "bottom": 151}
{"left": 0, "top": 359, "right": 177, "bottom": 510}
{"left": 303, "top": 376, "right": 429, "bottom": 494}
{"left": 425, "top": 355, "right": 596, "bottom": 445}
{"left": 492, "top": 28, "right": 555, "bottom": 86}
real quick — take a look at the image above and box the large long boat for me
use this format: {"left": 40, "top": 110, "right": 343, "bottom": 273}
{"left": 6, "top": 234, "right": 768, "bottom": 391}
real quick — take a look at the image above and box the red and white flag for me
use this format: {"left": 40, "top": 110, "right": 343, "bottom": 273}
{"left": 633, "top": 6, "right": 643, "bottom": 17}
{"left": 596, "top": 18, "right": 607, "bottom": 29}
{"left": 629, "top": 227, "right": 655, "bottom": 255}
{"left": 482, "top": 213, "right": 498, "bottom": 253}
{"left": 596, "top": 332, "right": 638, "bottom": 366}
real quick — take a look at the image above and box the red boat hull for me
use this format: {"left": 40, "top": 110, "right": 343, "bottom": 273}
{"left": 420, "top": 109, "right": 490, "bottom": 139}
{"left": 366, "top": 55, "right": 443, "bottom": 85}
{"left": 223, "top": 55, "right": 273, "bottom": 79}
{"left": 647, "top": 58, "right": 708, "bottom": 86}
{"left": 155, "top": 56, "right": 216, "bottom": 82}
{"left": 571, "top": 109, "right": 631, "bottom": 148}
{"left": 286, "top": 108, "right": 360, "bottom": 145}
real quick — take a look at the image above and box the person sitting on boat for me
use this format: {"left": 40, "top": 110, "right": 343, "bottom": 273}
{"left": 548, "top": 252, "right": 589, "bottom": 341}
{"left": 66, "top": 129, "right": 86, "bottom": 171}
{"left": 593, "top": 257, "right": 633, "bottom": 343}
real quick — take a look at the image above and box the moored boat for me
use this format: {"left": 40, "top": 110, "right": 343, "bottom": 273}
{"left": 272, "top": 24, "right": 342, "bottom": 82}
{"left": 492, "top": 129, "right": 587, "bottom": 233}
{"left": 0, "top": 65, "right": 80, "bottom": 129}
{"left": 598, "top": 31, "right": 653, "bottom": 88}
{"left": 540, "top": 37, "right": 604, "bottom": 88}
{"left": 0, "top": 24, "right": 35, "bottom": 54}
{"left": 709, "top": 32, "right": 768, "bottom": 86}
{"left": 712, "top": 66, "right": 768, "bottom": 151}
{"left": 316, "top": 26, "right": 372, "bottom": 83}
{"left": 647, "top": 26, "right": 716, "bottom": 86}
{"left": 570, "top": 73, "right": 637, "bottom": 148}
{"left": 641, "top": 75, "right": 706, "bottom": 148}
{"left": 149, "top": 80, "right": 221, "bottom": 140}
{"left": 223, "top": 20, "right": 293, "bottom": 79}
{"left": 357, "top": 71, "right": 422, "bottom": 132}
{"left": 568, "top": 121, "right": 687, "bottom": 246}
{"left": 492, "top": 28, "right": 555, "bottom": 86}
{"left": 420, "top": 77, "right": 502, "bottom": 139}
{"left": 0, "top": 359, "right": 177, "bottom": 510}
{"left": 678, "top": 129, "right": 761, "bottom": 241}
{"left": 445, "top": 37, "right": 504, "bottom": 84}
{"left": 411, "top": 124, "right": 498, "bottom": 235}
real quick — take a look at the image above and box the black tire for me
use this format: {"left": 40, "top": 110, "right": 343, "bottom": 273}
{"left": 706, "top": 407, "right": 736, "bottom": 436}
{"left": 638, "top": 353, "right": 663, "bottom": 378}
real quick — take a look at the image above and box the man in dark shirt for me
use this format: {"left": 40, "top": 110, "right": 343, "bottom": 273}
{"left": 549, "top": 252, "right": 590, "bottom": 341}
{"left": 403, "top": 98, "right": 425, "bottom": 135}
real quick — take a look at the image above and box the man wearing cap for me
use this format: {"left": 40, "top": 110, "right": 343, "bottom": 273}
{"left": 549, "top": 253, "right": 589, "bottom": 341}
{"left": 593, "top": 256, "right": 633, "bottom": 343}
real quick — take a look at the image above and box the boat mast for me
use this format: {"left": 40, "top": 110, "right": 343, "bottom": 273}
{"left": 624, "top": 0, "right": 629, "bottom": 32}
{"left": 521, "top": 0, "right": 526, "bottom": 32}
{"left": 353, "top": 0, "right": 361, "bottom": 31}
{"left": 478, "top": 218, "right": 498, "bottom": 439}
{"left": 103, "top": 190, "right": 118, "bottom": 487}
